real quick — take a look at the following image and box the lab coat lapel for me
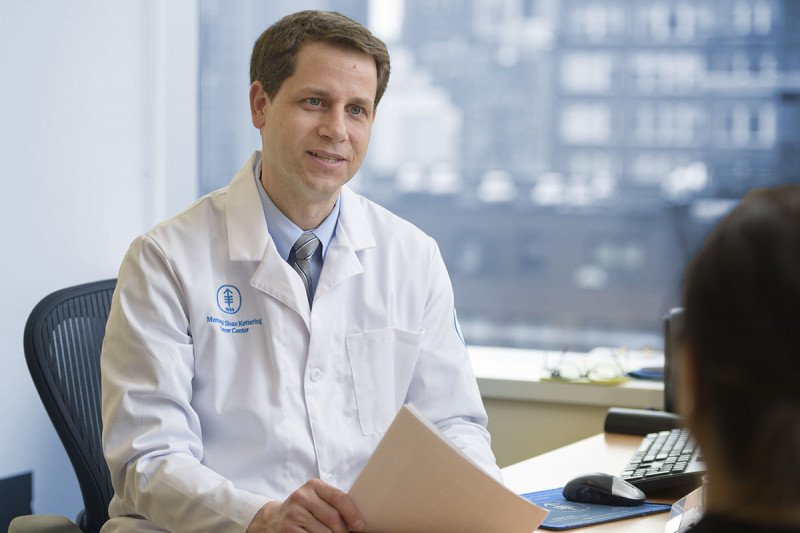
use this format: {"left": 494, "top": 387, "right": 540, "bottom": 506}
{"left": 224, "top": 152, "right": 310, "bottom": 326}
{"left": 251, "top": 244, "right": 310, "bottom": 327}
{"left": 315, "top": 186, "right": 376, "bottom": 298}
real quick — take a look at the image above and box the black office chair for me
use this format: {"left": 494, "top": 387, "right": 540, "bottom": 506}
{"left": 14, "top": 280, "right": 117, "bottom": 533}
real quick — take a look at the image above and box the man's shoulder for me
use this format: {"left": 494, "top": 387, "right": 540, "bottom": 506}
{"left": 145, "top": 186, "right": 229, "bottom": 245}
{"left": 344, "top": 188, "right": 435, "bottom": 247}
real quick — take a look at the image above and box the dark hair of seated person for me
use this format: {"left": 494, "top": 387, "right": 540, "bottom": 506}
{"left": 681, "top": 184, "right": 800, "bottom": 530}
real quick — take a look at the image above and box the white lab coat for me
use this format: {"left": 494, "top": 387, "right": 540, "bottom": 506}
{"left": 101, "top": 152, "right": 501, "bottom": 532}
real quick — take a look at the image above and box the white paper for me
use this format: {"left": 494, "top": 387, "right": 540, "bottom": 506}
{"left": 348, "top": 404, "right": 548, "bottom": 533}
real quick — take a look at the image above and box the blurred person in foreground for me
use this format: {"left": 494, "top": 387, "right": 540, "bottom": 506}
{"left": 679, "top": 184, "right": 800, "bottom": 532}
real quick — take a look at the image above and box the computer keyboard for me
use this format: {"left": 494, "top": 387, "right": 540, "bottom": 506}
{"left": 621, "top": 428, "right": 705, "bottom": 493}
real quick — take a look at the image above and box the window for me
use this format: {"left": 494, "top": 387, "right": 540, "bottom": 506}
{"left": 718, "top": 103, "right": 777, "bottom": 147}
{"left": 561, "top": 103, "right": 612, "bottom": 144}
{"left": 635, "top": 2, "right": 707, "bottom": 42}
{"left": 733, "top": 0, "right": 773, "bottom": 35}
{"left": 568, "top": 2, "right": 626, "bottom": 41}
{"left": 561, "top": 53, "right": 615, "bottom": 94}
{"left": 199, "top": 0, "right": 796, "bottom": 351}
{"left": 629, "top": 52, "right": 704, "bottom": 94}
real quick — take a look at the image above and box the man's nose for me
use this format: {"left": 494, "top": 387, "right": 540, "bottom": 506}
{"left": 318, "top": 108, "right": 348, "bottom": 142}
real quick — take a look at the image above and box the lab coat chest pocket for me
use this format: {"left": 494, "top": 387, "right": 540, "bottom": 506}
{"left": 346, "top": 327, "right": 422, "bottom": 436}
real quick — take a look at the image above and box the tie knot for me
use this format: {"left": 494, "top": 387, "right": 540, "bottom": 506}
{"left": 292, "top": 232, "right": 320, "bottom": 261}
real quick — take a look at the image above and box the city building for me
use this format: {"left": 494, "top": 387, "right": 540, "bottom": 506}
{"left": 197, "top": 0, "right": 798, "bottom": 349}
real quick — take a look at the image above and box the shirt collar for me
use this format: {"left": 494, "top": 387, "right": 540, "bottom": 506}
{"left": 254, "top": 153, "right": 340, "bottom": 261}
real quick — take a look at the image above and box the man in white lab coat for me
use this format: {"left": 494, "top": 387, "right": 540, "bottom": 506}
{"left": 101, "top": 10, "right": 500, "bottom": 533}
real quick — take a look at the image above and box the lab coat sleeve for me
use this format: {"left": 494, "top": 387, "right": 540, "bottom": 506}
{"left": 405, "top": 241, "right": 504, "bottom": 483}
{"left": 101, "top": 235, "right": 270, "bottom": 532}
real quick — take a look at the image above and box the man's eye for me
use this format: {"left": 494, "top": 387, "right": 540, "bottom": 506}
{"left": 307, "top": 97, "right": 322, "bottom": 106}
{"left": 350, "top": 105, "right": 364, "bottom": 116}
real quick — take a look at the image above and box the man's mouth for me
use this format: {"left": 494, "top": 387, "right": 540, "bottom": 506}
{"left": 309, "top": 151, "right": 344, "bottom": 163}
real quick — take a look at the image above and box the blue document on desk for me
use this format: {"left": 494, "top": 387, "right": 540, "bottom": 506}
{"left": 520, "top": 488, "right": 671, "bottom": 530}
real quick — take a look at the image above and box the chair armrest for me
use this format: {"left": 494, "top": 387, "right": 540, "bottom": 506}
{"left": 8, "top": 515, "right": 83, "bottom": 533}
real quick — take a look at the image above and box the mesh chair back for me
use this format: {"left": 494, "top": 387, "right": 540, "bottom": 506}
{"left": 24, "top": 279, "right": 117, "bottom": 533}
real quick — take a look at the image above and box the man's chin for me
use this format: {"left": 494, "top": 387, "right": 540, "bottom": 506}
{"left": 303, "top": 174, "right": 352, "bottom": 197}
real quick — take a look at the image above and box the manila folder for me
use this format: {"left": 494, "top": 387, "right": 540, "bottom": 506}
{"left": 348, "top": 404, "right": 547, "bottom": 532}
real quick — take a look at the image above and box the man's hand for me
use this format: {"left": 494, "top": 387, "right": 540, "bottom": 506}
{"left": 247, "top": 478, "right": 365, "bottom": 533}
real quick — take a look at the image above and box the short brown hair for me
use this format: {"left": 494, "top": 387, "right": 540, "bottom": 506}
{"left": 683, "top": 184, "right": 800, "bottom": 503}
{"left": 250, "top": 10, "right": 391, "bottom": 110}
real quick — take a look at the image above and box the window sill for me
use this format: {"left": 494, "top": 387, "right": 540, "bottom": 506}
{"left": 469, "top": 345, "right": 664, "bottom": 410}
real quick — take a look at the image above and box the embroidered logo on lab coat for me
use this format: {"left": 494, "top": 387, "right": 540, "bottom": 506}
{"left": 209, "top": 285, "right": 263, "bottom": 334}
{"left": 216, "top": 285, "right": 242, "bottom": 314}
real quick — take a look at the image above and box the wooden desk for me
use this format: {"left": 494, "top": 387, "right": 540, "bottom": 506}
{"left": 501, "top": 433, "right": 678, "bottom": 532}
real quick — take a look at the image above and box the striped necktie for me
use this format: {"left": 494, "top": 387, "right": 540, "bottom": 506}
{"left": 291, "top": 232, "right": 320, "bottom": 305}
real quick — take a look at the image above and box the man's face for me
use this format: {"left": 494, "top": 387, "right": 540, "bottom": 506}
{"left": 251, "top": 41, "right": 378, "bottom": 210}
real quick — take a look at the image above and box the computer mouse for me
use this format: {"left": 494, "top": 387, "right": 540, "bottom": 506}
{"left": 562, "top": 472, "right": 646, "bottom": 507}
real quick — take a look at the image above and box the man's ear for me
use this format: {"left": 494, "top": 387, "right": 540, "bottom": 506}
{"left": 249, "top": 81, "right": 269, "bottom": 129}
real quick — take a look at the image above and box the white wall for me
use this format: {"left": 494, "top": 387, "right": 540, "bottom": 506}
{"left": 0, "top": 0, "right": 197, "bottom": 518}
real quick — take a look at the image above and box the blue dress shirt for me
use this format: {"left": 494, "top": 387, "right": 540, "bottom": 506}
{"left": 254, "top": 156, "right": 340, "bottom": 299}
